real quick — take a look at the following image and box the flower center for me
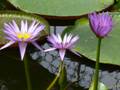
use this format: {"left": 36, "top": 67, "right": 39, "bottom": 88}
{"left": 17, "top": 33, "right": 31, "bottom": 40}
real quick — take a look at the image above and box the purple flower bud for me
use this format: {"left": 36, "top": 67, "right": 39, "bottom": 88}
{"left": 88, "top": 12, "right": 113, "bottom": 38}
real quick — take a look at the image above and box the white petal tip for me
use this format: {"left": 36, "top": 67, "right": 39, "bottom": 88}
{"left": 44, "top": 48, "right": 56, "bottom": 52}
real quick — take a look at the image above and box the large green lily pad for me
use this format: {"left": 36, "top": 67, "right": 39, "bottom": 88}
{"left": 0, "top": 11, "right": 49, "bottom": 45}
{"left": 63, "top": 12, "right": 120, "bottom": 66}
{"left": 8, "top": 0, "right": 114, "bottom": 16}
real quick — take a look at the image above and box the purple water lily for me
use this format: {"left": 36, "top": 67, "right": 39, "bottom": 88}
{"left": 44, "top": 34, "right": 79, "bottom": 60}
{"left": 88, "top": 12, "right": 113, "bottom": 38}
{"left": 0, "top": 20, "right": 45, "bottom": 60}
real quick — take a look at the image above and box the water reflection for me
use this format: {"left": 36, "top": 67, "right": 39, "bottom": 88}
{"left": 31, "top": 43, "right": 120, "bottom": 90}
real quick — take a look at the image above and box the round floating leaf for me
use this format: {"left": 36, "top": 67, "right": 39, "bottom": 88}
{"left": 8, "top": 0, "right": 114, "bottom": 16}
{"left": 62, "top": 12, "right": 120, "bottom": 66}
{"left": 0, "top": 11, "right": 49, "bottom": 45}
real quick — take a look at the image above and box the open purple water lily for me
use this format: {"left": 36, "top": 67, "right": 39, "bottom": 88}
{"left": 44, "top": 34, "right": 79, "bottom": 61}
{"left": 0, "top": 20, "right": 45, "bottom": 60}
{"left": 88, "top": 12, "right": 113, "bottom": 38}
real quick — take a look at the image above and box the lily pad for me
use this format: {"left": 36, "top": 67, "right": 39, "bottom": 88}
{"left": 0, "top": 11, "right": 49, "bottom": 45}
{"left": 8, "top": 0, "right": 114, "bottom": 16}
{"left": 62, "top": 12, "right": 120, "bottom": 66}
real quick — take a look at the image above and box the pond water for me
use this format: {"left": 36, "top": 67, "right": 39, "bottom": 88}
{"left": 0, "top": 26, "right": 120, "bottom": 90}
{"left": 30, "top": 42, "right": 120, "bottom": 90}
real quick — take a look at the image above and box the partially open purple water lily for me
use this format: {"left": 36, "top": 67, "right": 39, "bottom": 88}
{"left": 88, "top": 12, "right": 113, "bottom": 38}
{"left": 0, "top": 20, "right": 45, "bottom": 60}
{"left": 44, "top": 34, "right": 79, "bottom": 60}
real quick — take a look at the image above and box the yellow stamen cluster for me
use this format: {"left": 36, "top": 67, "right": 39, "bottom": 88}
{"left": 17, "top": 33, "right": 31, "bottom": 40}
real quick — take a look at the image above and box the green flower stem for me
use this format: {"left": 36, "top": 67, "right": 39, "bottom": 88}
{"left": 47, "top": 61, "right": 63, "bottom": 90}
{"left": 23, "top": 55, "right": 32, "bottom": 90}
{"left": 93, "top": 38, "right": 102, "bottom": 90}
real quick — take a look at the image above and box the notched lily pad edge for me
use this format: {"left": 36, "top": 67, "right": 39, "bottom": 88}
{"left": 0, "top": 10, "right": 50, "bottom": 32}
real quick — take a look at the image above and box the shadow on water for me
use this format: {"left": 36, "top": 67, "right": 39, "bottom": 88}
{"left": 0, "top": 47, "right": 54, "bottom": 90}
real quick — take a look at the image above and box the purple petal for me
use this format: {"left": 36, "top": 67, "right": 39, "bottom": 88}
{"left": 63, "top": 34, "right": 67, "bottom": 45}
{"left": 47, "top": 36, "right": 58, "bottom": 48}
{"left": 4, "top": 24, "right": 16, "bottom": 35}
{"left": 71, "top": 36, "right": 79, "bottom": 44}
{"left": 52, "top": 34, "right": 60, "bottom": 43}
{"left": 0, "top": 41, "right": 15, "bottom": 50}
{"left": 28, "top": 21, "right": 36, "bottom": 32}
{"left": 4, "top": 28, "right": 15, "bottom": 36}
{"left": 48, "top": 34, "right": 62, "bottom": 48}
{"left": 89, "top": 13, "right": 99, "bottom": 33}
{"left": 57, "top": 34, "right": 62, "bottom": 43}
{"left": 18, "top": 42, "right": 27, "bottom": 60}
{"left": 28, "top": 21, "right": 39, "bottom": 33}
{"left": 44, "top": 48, "right": 56, "bottom": 52}
{"left": 5, "top": 36, "right": 17, "bottom": 41}
{"left": 24, "top": 20, "right": 28, "bottom": 32}
{"left": 27, "top": 37, "right": 38, "bottom": 42}
{"left": 89, "top": 12, "right": 113, "bottom": 38}
{"left": 66, "top": 34, "right": 72, "bottom": 43}
{"left": 7, "top": 23, "right": 15, "bottom": 32}
{"left": 67, "top": 36, "right": 79, "bottom": 48}
{"left": 31, "top": 25, "right": 45, "bottom": 37}
{"left": 32, "top": 42, "right": 43, "bottom": 51}
{"left": 12, "top": 20, "right": 20, "bottom": 33}
{"left": 99, "top": 27, "right": 112, "bottom": 37}
{"left": 59, "top": 49, "right": 66, "bottom": 61}
{"left": 21, "top": 20, "right": 27, "bottom": 33}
